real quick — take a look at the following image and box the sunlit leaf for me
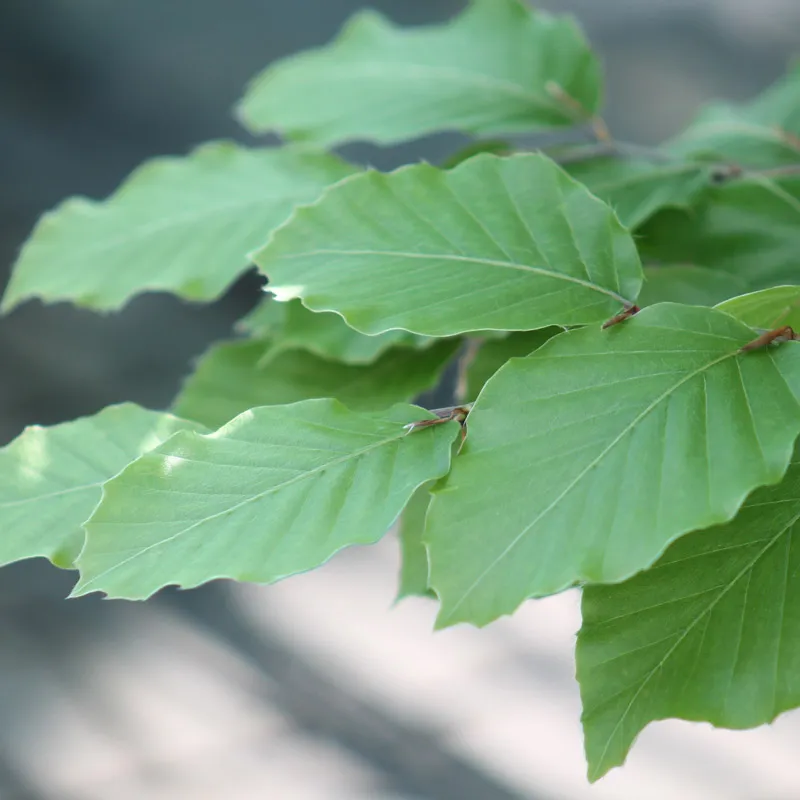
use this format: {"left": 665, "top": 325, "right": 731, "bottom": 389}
{"left": 397, "top": 483, "right": 435, "bottom": 600}
{"left": 2, "top": 143, "right": 356, "bottom": 312}
{"left": 0, "top": 405, "right": 204, "bottom": 569}
{"left": 716, "top": 285, "right": 800, "bottom": 330}
{"left": 238, "top": 298, "right": 429, "bottom": 364}
{"left": 669, "top": 63, "right": 800, "bottom": 167}
{"left": 74, "top": 400, "right": 460, "bottom": 599}
{"left": 255, "top": 153, "right": 643, "bottom": 336}
{"left": 425, "top": 303, "right": 800, "bottom": 628}
{"left": 638, "top": 265, "right": 748, "bottom": 308}
{"left": 638, "top": 174, "right": 800, "bottom": 291}
{"left": 237, "top": 0, "right": 601, "bottom": 146}
{"left": 173, "top": 337, "right": 459, "bottom": 428}
{"left": 564, "top": 156, "right": 712, "bottom": 228}
{"left": 578, "top": 449, "right": 800, "bottom": 781}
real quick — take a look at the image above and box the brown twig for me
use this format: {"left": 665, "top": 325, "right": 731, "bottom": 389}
{"left": 739, "top": 326, "right": 800, "bottom": 353}
{"left": 602, "top": 304, "right": 640, "bottom": 330}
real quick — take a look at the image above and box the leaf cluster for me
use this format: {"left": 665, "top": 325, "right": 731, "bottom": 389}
{"left": 2, "top": 0, "right": 800, "bottom": 781}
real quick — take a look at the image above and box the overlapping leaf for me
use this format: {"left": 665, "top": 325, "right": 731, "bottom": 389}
{"left": 464, "top": 329, "right": 558, "bottom": 402}
{"left": 397, "top": 483, "right": 435, "bottom": 600}
{"left": 255, "top": 153, "right": 643, "bottom": 336}
{"left": 2, "top": 143, "right": 356, "bottom": 312}
{"left": 74, "top": 400, "right": 460, "bottom": 599}
{"left": 639, "top": 174, "right": 800, "bottom": 291}
{"left": 237, "top": 0, "right": 601, "bottom": 146}
{"left": 173, "top": 337, "right": 459, "bottom": 428}
{"left": 238, "top": 298, "right": 429, "bottom": 364}
{"left": 425, "top": 303, "right": 800, "bottom": 628}
{"left": 638, "top": 265, "right": 748, "bottom": 308}
{"left": 669, "top": 63, "right": 800, "bottom": 167}
{"left": 564, "top": 156, "right": 713, "bottom": 229}
{"left": 578, "top": 451, "right": 800, "bottom": 781}
{"left": 0, "top": 405, "right": 204, "bottom": 569}
{"left": 716, "top": 285, "right": 800, "bottom": 330}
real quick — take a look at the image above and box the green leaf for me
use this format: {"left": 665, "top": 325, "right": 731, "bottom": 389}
{"left": 638, "top": 265, "right": 749, "bottom": 308}
{"left": 2, "top": 143, "right": 357, "bottom": 313}
{"left": 238, "top": 298, "right": 429, "bottom": 364}
{"left": 638, "top": 174, "right": 800, "bottom": 291}
{"left": 397, "top": 483, "right": 435, "bottom": 600}
{"left": 255, "top": 153, "right": 643, "bottom": 336}
{"left": 0, "top": 405, "right": 204, "bottom": 569}
{"left": 716, "top": 285, "right": 800, "bottom": 330}
{"left": 237, "top": 0, "right": 601, "bottom": 146}
{"left": 564, "top": 156, "right": 713, "bottom": 229}
{"left": 173, "top": 337, "right": 459, "bottom": 429}
{"left": 425, "top": 303, "right": 800, "bottom": 628}
{"left": 464, "top": 329, "right": 559, "bottom": 402}
{"left": 578, "top": 449, "right": 800, "bottom": 781}
{"left": 669, "top": 63, "right": 800, "bottom": 167}
{"left": 74, "top": 400, "right": 460, "bottom": 599}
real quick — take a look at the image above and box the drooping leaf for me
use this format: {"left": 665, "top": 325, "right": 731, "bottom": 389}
{"left": 669, "top": 63, "right": 800, "bottom": 167}
{"left": 716, "top": 285, "right": 800, "bottom": 330}
{"left": 74, "top": 400, "right": 460, "bottom": 599}
{"left": 563, "top": 156, "right": 713, "bottom": 229}
{"left": 638, "top": 265, "right": 748, "bottom": 308}
{"left": 255, "top": 153, "right": 643, "bottom": 337}
{"left": 173, "top": 337, "right": 459, "bottom": 428}
{"left": 464, "top": 329, "right": 559, "bottom": 402}
{"left": 1, "top": 143, "right": 357, "bottom": 313}
{"left": 237, "top": 0, "right": 601, "bottom": 146}
{"left": 238, "top": 298, "right": 429, "bottom": 364}
{"left": 397, "top": 483, "right": 435, "bottom": 600}
{"left": 578, "top": 449, "right": 800, "bottom": 781}
{"left": 0, "top": 405, "right": 205, "bottom": 569}
{"left": 425, "top": 303, "right": 800, "bottom": 628}
{"left": 638, "top": 174, "right": 800, "bottom": 291}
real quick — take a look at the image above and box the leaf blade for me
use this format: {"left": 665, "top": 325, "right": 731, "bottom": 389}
{"left": 425, "top": 303, "right": 800, "bottom": 628}
{"left": 237, "top": 0, "right": 601, "bottom": 146}
{"left": 74, "top": 400, "right": 460, "bottom": 599}
{"left": 2, "top": 143, "right": 356, "bottom": 312}
{"left": 255, "top": 153, "right": 643, "bottom": 336}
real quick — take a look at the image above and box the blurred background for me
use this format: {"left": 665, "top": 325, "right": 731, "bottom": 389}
{"left": 1, "top": 1, "right": 799, "bottom": 797}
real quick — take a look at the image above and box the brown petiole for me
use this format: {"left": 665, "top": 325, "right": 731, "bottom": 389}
{"left": 602, "top": 304, "right": 640, "bottom": 330}
{"left": 739, "top": 325, "right": 800, "bottom": 353}
{"left": 404, "top": 404, "right": 472, "bottom": 447}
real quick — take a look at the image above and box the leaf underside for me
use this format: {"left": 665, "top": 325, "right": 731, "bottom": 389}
{"left": 425, "top": 303, "right": 800, "bottom": 628}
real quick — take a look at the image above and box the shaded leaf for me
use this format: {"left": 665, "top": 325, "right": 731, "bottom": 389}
{"left": 564, "top": 156, "right": 713, "bottom": 228}
{"left": 465, "top": 329, "right": 558, "bottom": 402}
{"left": 638, "top": 265, "right": 748, "bottom": 308}
{"left": 2, "top": 143, "right": 356, "bottom": 313}
{"left": 397, "top": 483, "right": 435, "bottom": 600}
{"left": 237, "top": 0, "right": 601, "bottom": 146}
{"left": 173, "top": 337, "right": 459, "bottom": 428}
{"left": 0, "top": 405, "right": 204, "bottom": 569}
{"left": 578, "top": 450, "right": 800, "bottom": 781}
{"left": 638, "top": 174, "right": 800, "bottom": 291}
{"left": 255, "top": 153, "right": 643, "bottom": 336}
{"left": 238, "top": 297, "right": 429, "bottom": 364}
{"left": 425, "top": 303, "right": 800, "bottom": 628}
{"left": 716, "top": 285, "right": 800, "bottom": 330}
{"left": 669, "top": 63, "right": 800, "bottom": 168}
{"left": 74, "top": 400, "right": 460, "bottom": 599}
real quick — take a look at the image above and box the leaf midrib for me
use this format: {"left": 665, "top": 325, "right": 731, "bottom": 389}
{"left": 273, "top": 249, "right": 633, "bottom": 306}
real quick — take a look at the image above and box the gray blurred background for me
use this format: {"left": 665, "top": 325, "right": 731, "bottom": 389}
{"left": 0, "top": 2, "right": 798, "bottom": 798}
